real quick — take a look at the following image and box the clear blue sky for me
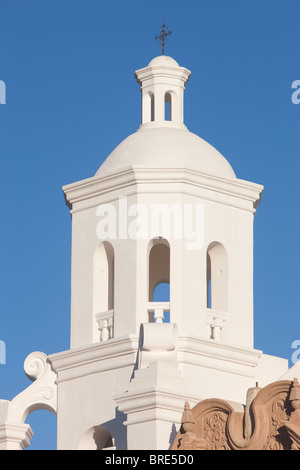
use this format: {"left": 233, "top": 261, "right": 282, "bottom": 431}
{"left": 0, "top": 0, "right": 299, "bottom": 450}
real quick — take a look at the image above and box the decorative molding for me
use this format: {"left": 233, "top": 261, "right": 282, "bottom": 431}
{"left": 0, "top": 423, "right": 33, "bottom": 450}
{"left": 134, "top": 63, "right": 191, "bottom": 87}
{"left": 63, "top": 167, "right": 263, "bottom": 215}
{"left": 49, "top": 335, "right": 139, "bottom": 383}
{"left": 115, "top": 362, "right": 199, "bottom": 428}
{"left": 177, "top": 335, "right": 262, "bottom": 378}
{"left": 50, "top": 334, "right": 263, "bottom": 385}
{"left": 172, "top": 378, "right": 300, "bottom": 450}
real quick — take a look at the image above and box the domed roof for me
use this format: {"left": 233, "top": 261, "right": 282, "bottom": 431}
{"left": 95, "top": 55, "right": 236, "bottom": 181}
{"left": 148, "top": 55, "right": 180, "bottom": 67}
{"left": 95, "top": 127, "right": 236, "bottom": 180}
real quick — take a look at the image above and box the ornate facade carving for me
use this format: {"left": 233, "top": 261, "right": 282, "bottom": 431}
{"left": 172, "top": 378, "right": 300, "bottom": 450}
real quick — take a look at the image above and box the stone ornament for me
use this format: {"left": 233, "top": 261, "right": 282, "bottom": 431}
{"left": 172, "top": 378, "right": 300, "bottom": 450}
{"left": 284, "top": 378, "right": 300, "bottom": 450}
{"left": 0, "top": 351, "right": 57, "bottom": 450}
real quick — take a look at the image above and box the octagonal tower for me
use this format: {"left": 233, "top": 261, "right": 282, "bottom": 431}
{"left": 48, "top": 55, "right": 289, "bottom": 450}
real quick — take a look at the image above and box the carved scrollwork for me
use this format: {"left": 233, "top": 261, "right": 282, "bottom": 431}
{"left": 172, "top": 378, "right": 300, "bottom": 451}
{"left": 262, "top": 395, "right": 292, "bottom": 450}
{"left": 24, "top": 351, "right": 48, "bottom": 381}
{"left": 283, "top": 378, "right": 300, "bottom": 450}
{"left": 0, "top": 351, "right": 58, "bottom": 449}
{"left": 203, "top": 412, "right": 230, "bottom": 450}
{"left": 10, "top": 351, "right": 57, "bottom": 422}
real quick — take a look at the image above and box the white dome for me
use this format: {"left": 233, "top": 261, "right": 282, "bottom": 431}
{"left": 148, "top": 55, "right": 180, "bottom": 67}
{"left": 95, "top": 127, "right": 236, "bottom": 180}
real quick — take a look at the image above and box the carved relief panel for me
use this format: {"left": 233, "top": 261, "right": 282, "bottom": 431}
{"left": 172, "top": 379, "right": 300, "bottom": 451}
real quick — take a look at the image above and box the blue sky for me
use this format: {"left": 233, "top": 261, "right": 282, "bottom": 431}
{"left": 0, "top": 0, "right": 299, "bottom": 450}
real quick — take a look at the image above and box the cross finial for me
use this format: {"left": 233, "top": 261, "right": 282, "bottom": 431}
{"left": 155, "top": 17, "right": 172, "bottom": 55}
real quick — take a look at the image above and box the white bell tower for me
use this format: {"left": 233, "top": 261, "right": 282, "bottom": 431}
{"left": 0, "top": 50, "right": 289, "bottom": 452}
{"left": 61, "top": 54, "right": 263, "bottom": 352}
{"left": 45, "top": 53, "right": 290, "bottom": 450}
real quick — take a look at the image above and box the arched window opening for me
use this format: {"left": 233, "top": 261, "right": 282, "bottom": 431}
{"left": 165, "top": 92, "right": 172, "bottom": 121}
{"left": 142, "top": 92, "right": 155, "bottom": 124}
{"left": 93, "top": 242, "right": 114, "bottom": 315}
{"left": 206, "top": 242, "right": 228, "bottom": 312}
{"left": 78, "top": 425, "right": 114, "bottom": 450}
{"left": 148, "top": 238, "right": 170, "bottom": 323}
{"left": 25, "top": 409, "right": 57, "bottom": 450}
{"left": 148, "top": 239, "right": 170, "bottom": 301}
{"left": 93, "top": 242, "right": 115, "bottom": 342}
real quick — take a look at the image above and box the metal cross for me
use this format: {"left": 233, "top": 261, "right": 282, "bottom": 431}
{"left": 155, "top": 18, "right": 172, "bottom": 55}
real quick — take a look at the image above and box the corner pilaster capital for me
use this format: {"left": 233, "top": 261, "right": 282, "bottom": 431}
{"left": 0, "top": 422, "right": 33, "bottom": 450}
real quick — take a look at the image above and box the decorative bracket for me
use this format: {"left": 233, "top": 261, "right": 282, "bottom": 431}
{"left": 0, "top": 351, "right": 57, "bottom": 450}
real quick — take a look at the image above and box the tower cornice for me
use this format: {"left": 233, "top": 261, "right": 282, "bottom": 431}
{"left": 63, "top": 167, "right": 263, "bottom": 215}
